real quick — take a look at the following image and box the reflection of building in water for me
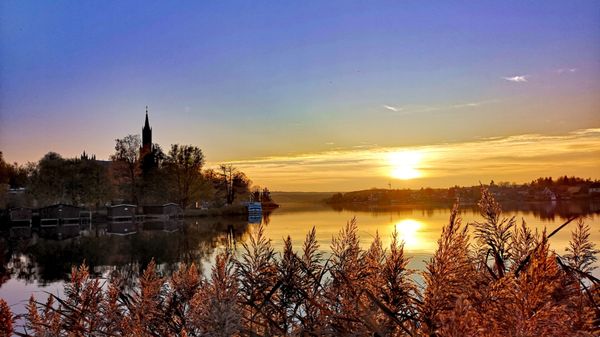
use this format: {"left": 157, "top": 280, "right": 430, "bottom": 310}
{"left": 143, "top": 203, "right": 184, "bottom": 221}
{"left": 33, "top": 204, "right": 85, "bottom": 239}
{"left": 106, "top": 204, "right": 141, "bottom": 235}
{"left": 107, "top": 221, "right": 138, "bottom": 235}
{"left": 142, "top": 219, "right": 184, "bottom": 232}
{"left": 39, "top": 223, "right": 80, "bottom": 239}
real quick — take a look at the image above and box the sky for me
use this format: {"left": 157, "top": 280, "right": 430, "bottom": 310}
{"left": 1, "top": 1, "right": 599, "bottom": 191}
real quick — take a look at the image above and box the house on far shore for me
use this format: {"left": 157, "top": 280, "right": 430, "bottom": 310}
{"left": 8, "top": 207, "right": 32, "bottom": 238}
{"left": 143, "top": 203, "right": 184, "bottom": 221}
{"left": 9, "top": 207, "right": 32, "bottom": 226}
{"left": 590, "top": 183, "right": 600, "bottom": 196}
{"left": 541, "top": 187, "right": 557, "bottom": 202}
{"left": 107, "top": 204, "right": 138, "bottom": 223}
{"left": 38, "top": 204, "right": 82, "bottom": 226}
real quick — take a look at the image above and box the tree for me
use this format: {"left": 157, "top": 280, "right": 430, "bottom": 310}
{"left": 260, "top": 187, "right": 272, "bottom": 202}
{"left": 0, "top": 151, "right": 30, "bottom": 188}
{"left": 28, "top": 152, "right": 69, "bottom": 205}
{"left": 0, "top": 151, "right": 10, "bottom": 186}
{"left": 219, "top": 165, "right": 251, "bottom": 205}
{"left": 77, "top": 156, "right": 112, "bottom": 207}
{"left": 27, "top": 152, "right": 112, "bottom": 207}
{"left": 139, "top": 143, "right": 168, "bottom": 204}
{"left": 164, "top": 144, "right": 205, "bottom": 209}
{"left": 110, "top": 135, "right": 141, "bottom": 203}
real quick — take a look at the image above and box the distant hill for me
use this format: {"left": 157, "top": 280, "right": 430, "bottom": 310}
{"left": 325, "top": 177, "right": 600, "bottom": 206}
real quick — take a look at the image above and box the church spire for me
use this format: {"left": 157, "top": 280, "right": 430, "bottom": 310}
{"left": 144, "top": 105, "right": 150, "bottom": 129}
{"left": 142, "top": 106, "right": 152, "bottom": 147}
{"left": 141, "top": 105, "right": 157, "bottom": 174}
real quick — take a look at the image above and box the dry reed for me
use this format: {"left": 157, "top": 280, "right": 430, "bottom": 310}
{"left": 2, "top": 187, "right": 598, "bottom": 336}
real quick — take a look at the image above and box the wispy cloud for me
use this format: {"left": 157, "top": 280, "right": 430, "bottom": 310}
{"left": 389, "top": 99, "right": 497, "bottom": 115}
{"left": 451, "top": 101, "right": 486, "bottom": 108}
{"left": 213, "top": 128, "right": 600, "bottom": 191}
{"left": 383, "top": 105, "right": 402, "bottom": 112}
{"left": 557, "top": 68, "right": 577, "bottom": 74}
{"left": 503, "top": 75, "right": 528, "bottom": 83}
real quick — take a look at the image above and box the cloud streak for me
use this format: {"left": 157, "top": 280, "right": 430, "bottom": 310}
{"left": 503, "top": 75, "right": 528, "bottom": 83}
{"left": 213, "top": 128, "right": 600, "bottom": 191}
{"left": 557, "top": 68, "right": 577, "bottom": 74}
{"left": 383, "top": 105, "right": 402, "bottom": 112}
{"left": 387, "top": 99, "right": 497, "bottom": 116}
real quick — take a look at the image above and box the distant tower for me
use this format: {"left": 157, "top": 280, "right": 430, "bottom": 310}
{"left": 140, "top": 106, "right": 157, "bottom": 173}
{"left": 142, "top": 105, "right": 152, "bottom": 150}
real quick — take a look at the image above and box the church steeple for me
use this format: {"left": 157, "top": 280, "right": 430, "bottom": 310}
{"left": 142, "top": 106, "right": 152, "bottom": 147}
{"left": 140, "top": 105, "right": 157, "bottom": 174}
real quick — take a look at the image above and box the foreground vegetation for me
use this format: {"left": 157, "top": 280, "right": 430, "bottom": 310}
{"left": 1, "top": 189, "right": 598, "bottom": 336}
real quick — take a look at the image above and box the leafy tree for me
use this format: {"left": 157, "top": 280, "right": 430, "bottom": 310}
{"left": 138, "top": 143, "right": 169, "bottom": 205}
{"left": 164, "top": 144, "right": 205, "bottom": 209}
{"left": 28, "top": 152, "right": 69, "bottom": 205}
{"left": 110, "top": 135, "right": 141, "bottom": 203}
{"left": 27, "top": 152, "right": 111, "bottom": 207}
{"left": 260, "top": 187, "right": 272, "bottom": 202}
{"left": 77, "top": 156, "right": 112, "bottom": 207}
{"left": 218, "top": 164, "right": 251, "bottom": 205}
{"left": 0, "top": 151, "right": 10, "bottom": 185}
{"left": 0, "top": 151, "right": 30, "bottom": 188}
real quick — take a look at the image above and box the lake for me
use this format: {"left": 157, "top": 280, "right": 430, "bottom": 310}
{"left": 1, "top": 195, "right": 599, "bottom": 321}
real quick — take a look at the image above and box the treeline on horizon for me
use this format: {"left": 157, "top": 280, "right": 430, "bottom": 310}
{"left": 327, "top": 176, "right": 600, "bottom": 205}
{"left": 0, "top": 135, "right": 254, "bottom": 210}
{"left": 0, "top": 188, "right": 598, "bottom": 336}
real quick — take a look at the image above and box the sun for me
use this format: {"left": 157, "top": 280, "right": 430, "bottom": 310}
{"left": 387, "top": 150, "right": 423, "bottom": 180}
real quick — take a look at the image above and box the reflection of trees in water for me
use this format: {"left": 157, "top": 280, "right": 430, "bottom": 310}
{"left": 262, "top": 210, "right": 272, "bottom": 225}
{"left": 329, "top": 200, "right": 600, "bottom": 220}
{"left": 0, "top": 218, "right": 250, "bottom": 285}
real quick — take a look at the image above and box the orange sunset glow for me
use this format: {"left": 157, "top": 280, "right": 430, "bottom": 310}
{"left": 1, "top": 2, "right": 600, "bottom": 336}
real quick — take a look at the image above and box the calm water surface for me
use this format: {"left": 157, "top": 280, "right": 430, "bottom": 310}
{"left": 1, "top": 199, "right": 599, "bottom": 319}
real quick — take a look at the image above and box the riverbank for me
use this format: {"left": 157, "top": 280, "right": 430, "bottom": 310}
{"left": 183, "top": 204, "right": 247, "bottom": 217}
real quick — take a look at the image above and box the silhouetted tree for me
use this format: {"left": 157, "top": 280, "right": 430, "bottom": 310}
{"left": 260, "top": 187, "right": 272, "bottom": 202}
{"left": 110, "top": 135, "right": 141, "bottom": 203}
{"left": 139, "top": 143, "right": 168, "bottom": 204}
{"left": 27, "top": 152, "right": 111, "bottom": 207}
{"left": 219, "top": 165, "right": 251, "bottom": 205}
{"left": 28, "top": 152, "right": 69, "bottom": 205}
{"left": 0, "top": 152, "right": 30, "bottom": 190}
{"left": 0, "top": 152, "right": 32, "bottom": 207}
{"left": 164, "top": 144, "right": 205, "bottom": 209}
{"left": 77, "top": 156, "right": 112, "bottom": 207}
{"left": 0, "top": 152, "right": 11, "bottom": 186}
